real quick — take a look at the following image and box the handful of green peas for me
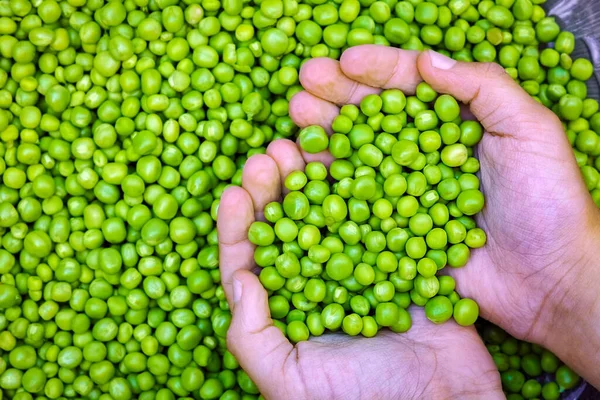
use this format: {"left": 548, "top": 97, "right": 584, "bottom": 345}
{"left": 249, "top": 90, "right": 484, "bottom": 341}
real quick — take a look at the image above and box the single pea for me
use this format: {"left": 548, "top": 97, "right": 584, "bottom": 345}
{"left": 456, "top": 189, "right": 485, "bottom": 215}
{"left": 321, "top": 303, "right": 345, "bottom": 331}
{"left": 559, "top": 94, "right": 583, "bottom": 121}
{"left": 453, "top": 298, "right": 479, "bottom": 326}
{"left": 299, "top": 125, "right": 329, "bottom": 153}
{"left": 360, "top": 94, "right": 383, "bottom": 117}
{"left": 555, "top": 365, "right": 580, "bottom": 390}
{"left": 541, "top": 382, "right": 560, "bottom": 400}
{"left": 414, "top": 110, "right": 439, "bottom": 131}
{"left": 441, "top": 143, "right": 468, "bottom": 167}
{"left": 540, "top": 350, "right": 560, "bottom": 373}
{"left": 521, "top": 379, "right": 541, "bottom": 399}
{"left": 248, "top": 221, "right": 275, "bottom": 246}
{"left": 375, "top": 302, "right": 399, "bottom": 327}
{"left": 521, "top": 353, "right": 542, "bottom": 377}
{"left": 435, "top": 95, "right": 460, "bottom": 122}
{"left": 425, "top": 296, "right": 453, "bottom": 324}
{"left": 326, "top": 253, "right": 354, "bottom": 281}
{"left": 283, "top": 191, "right": 310, "bottom": 220}
{"left": 502, "top": 369, "right": 526, "bottom": 394}
{"left": 287, "top": 320, "right": 310, "bottom": 343}
{"left": 360, "top": 315, "right": 378, "bottom": 337}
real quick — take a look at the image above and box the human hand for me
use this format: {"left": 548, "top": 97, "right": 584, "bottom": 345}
{"left": 290, "top": 45, "right": 600, "bottom": 387}
{"left": 217, "top": 140, "right": 503, "bottom": 399}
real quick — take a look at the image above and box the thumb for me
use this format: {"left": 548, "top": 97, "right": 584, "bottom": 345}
{"left": 417, "top": 50, "right": 565, "bottom": 142}
{"left": 226, "top": 270, "right": 296, "bottom": 397}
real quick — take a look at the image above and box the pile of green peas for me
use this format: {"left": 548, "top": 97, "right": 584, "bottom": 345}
{"left": 481, "top": 323, "right": 582, "bottom": 400}
{"left": 249, "top": 90, "right": 484, "bottom": 341}
{"left": 0, "top": 0, "right": 598, "bottom": 396}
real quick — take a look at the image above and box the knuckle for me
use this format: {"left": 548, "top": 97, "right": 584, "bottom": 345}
{"left": 343, "top": 80, "right": 360, "bottom": 104}
{"left": 381, "top": 50, "right": 402, "bottom": 88}
{"left": 481, "top": 62, "right": 506, "bottom": 79}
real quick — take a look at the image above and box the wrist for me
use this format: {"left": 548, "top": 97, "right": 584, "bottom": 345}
{"left": 533, "top": 206, "right": 600, "bottom": 386}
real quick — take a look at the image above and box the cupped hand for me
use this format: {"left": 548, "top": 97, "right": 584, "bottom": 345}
{"left": 290, "top": 45, "right": 600, "bottom": 370}
{"left": 217, "top": 140, "right": 502, "bottom": 400}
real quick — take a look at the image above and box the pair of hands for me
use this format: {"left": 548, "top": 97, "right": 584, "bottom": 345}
{"left": 217, "top": 45, "right": 600, "bottom": 399}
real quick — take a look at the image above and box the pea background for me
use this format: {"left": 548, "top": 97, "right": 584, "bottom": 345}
{"left": 0, "top": 0, "right": 599, "bottom": 398}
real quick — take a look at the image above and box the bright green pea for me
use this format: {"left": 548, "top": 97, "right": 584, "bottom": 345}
{"left": 425, "top": 296, "right": 453, "bottom": 324}
{"left": 299, "top": 125, "right": 329, "bottom": 153}
{"left": 453, "top": 298, "right": 479, "bottom": 326}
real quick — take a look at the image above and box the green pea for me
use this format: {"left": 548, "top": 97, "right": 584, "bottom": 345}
{"left": 320, "top": 303, "right": 345, "bottom": 330}
{"left": 287, "top": 320, "right": 310, "bottom": 343}
{"left": 248, "top": 222, "right": 275, "bottom": 246}
{"left": 502, "top": 369, "right": 525, "bottom": 393}
{"left": 261, "top": 28, "right": 289, "bottom": 57}
{"left": 453, "top": 298, "right": 479, "bottom": 326}
{"left": 555, "top": 365, "right": 580, "bottom": 390}
{"left": 22, "top": 367, "right": 47, "bottom": 393}
{"left": 559, "top": 94, "right": 583, "bottom": 121}
{"left": 300, "top": 125, "right": 329, "bottom": 153}
{"left": 392, "top": 139, "right": 420, "bottom": 166}
{"left": 360, "top": 94, "right": 383, "bottom": 117}
{"left": 425, "top": 296, "right": 453, "bottom": 324}
{"left": 555, "top": 31, "right": 575, "bottom": 54}
{"left": 326, "top": 253, "right": 354, "bottom": 281}
{"left": 374, "top": 302, "right": 398, "bottom": 326}
{"left": 9, "top": 345, "right": 37, "bottom": 369}
{"left": 384, "top": 18, "right": 411, "bottom": 45}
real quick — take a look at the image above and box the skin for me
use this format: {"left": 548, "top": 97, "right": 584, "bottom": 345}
{"left": 218, "top": 45, "right": 600, "bottom": 397}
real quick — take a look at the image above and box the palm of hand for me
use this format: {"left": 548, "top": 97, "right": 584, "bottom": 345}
{"left": 271, "top": 312, "right": 500, "bottom": 400}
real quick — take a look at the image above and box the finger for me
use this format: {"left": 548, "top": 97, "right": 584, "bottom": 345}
{"left": 242, "top": 154, "right": 282, "bottom": 220}
{"left": 339, "top": 45, "right": 422, "bottom": 93}
{"left": 217, "top": 186, "right": 256, "bottom": 305}
{"left": 417, "top": 50, "right": 565, "bottom": 140}
{"left": 299, "top": 57, "right": 380, "bottom": 105}
{"left": 266, "top": 139, "right": 306, "bottom": 194}
{"left": 289, "top": 91, "right": 340, "bottom": 134}
{"left": 227, "top": 270, "right": 295, "bottom": 398}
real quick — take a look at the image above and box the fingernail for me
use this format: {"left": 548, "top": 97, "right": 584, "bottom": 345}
{"left": 233, "top": 278, "right": 243, "bottom": 304}
{"left": 429, "top": 51, "right": 456, "bottom": 70}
